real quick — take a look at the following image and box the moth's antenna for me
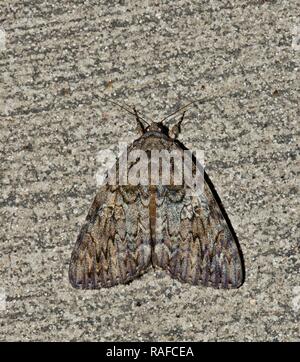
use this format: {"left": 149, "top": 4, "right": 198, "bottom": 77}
{"left": 160, "top": 101, "right": 196, "bottom": 124}
{"left": 112, "top": 99, "right": 151, "bottom": 126}
{"left": 109, "top": 99, "right": 149, "bottom": 124}
{"left": 97, "top": 96, "right": 151, "bottom": 127}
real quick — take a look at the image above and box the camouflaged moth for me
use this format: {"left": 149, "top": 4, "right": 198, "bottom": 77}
{"left": 69, "top": 102, "right": 244, "bottom": 289}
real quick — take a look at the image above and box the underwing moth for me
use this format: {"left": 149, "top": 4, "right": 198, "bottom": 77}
{"left": 69, "top": 105, "right": 244, "bottom": 289}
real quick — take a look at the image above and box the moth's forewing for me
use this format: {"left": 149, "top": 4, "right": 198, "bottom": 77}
{"left": 153, "top": 182, "right": 244, "bottom": 288}
{"left": 69, "top": 184, "right": 152, "bottom": 289}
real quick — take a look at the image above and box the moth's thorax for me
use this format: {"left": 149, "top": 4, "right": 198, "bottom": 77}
{"left": 133, "top": 129, "right": 177, "bottom": 152}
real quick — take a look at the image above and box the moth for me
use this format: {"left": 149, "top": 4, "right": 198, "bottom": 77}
{"left": 69, "top": 102, "right": 244, "bottom": 289}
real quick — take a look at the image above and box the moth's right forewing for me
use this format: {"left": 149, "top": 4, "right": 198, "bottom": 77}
{"left": 69, "top": 185, "right": 152, "bottom": 289}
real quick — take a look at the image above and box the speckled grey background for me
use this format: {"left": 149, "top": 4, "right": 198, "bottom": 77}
{"left": 0, "top": 0, "right": 299, "bottom": 341}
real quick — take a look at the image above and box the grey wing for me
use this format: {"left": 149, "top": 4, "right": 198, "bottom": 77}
{"left": 152, "top": 182, "right": 244, "bottom": 289}
{"left": 69, "top": 185, "right": 151, "bottom": 289}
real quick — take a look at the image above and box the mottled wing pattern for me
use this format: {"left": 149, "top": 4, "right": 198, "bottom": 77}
{"left": 152, "top": 183, "right": 244, "bottom": 289}
{"left": 69, "top": 185, "right": 151, "bottom": 288}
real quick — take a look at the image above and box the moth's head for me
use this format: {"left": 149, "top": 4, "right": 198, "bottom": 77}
{"left": 129, "top": 103, "right": 192, "bottom": 139}
{"left": 138, "top": 118, "right": 184, "bottom": 140}
{"left": 145, "top": 122, "right": 169, "bottom": 135}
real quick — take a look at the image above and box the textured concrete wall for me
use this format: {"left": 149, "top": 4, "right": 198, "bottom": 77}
{"left": 0, "top": 0, "right": 299, "bottom": 341}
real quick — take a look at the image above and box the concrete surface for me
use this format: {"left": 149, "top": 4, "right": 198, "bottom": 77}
{"left": 0, "top": 0, "right": 299, "bottom": 341}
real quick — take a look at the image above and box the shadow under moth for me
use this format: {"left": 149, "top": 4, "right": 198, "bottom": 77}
{"left": 69, "top": 102, "right": 244, "bottom": 289}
